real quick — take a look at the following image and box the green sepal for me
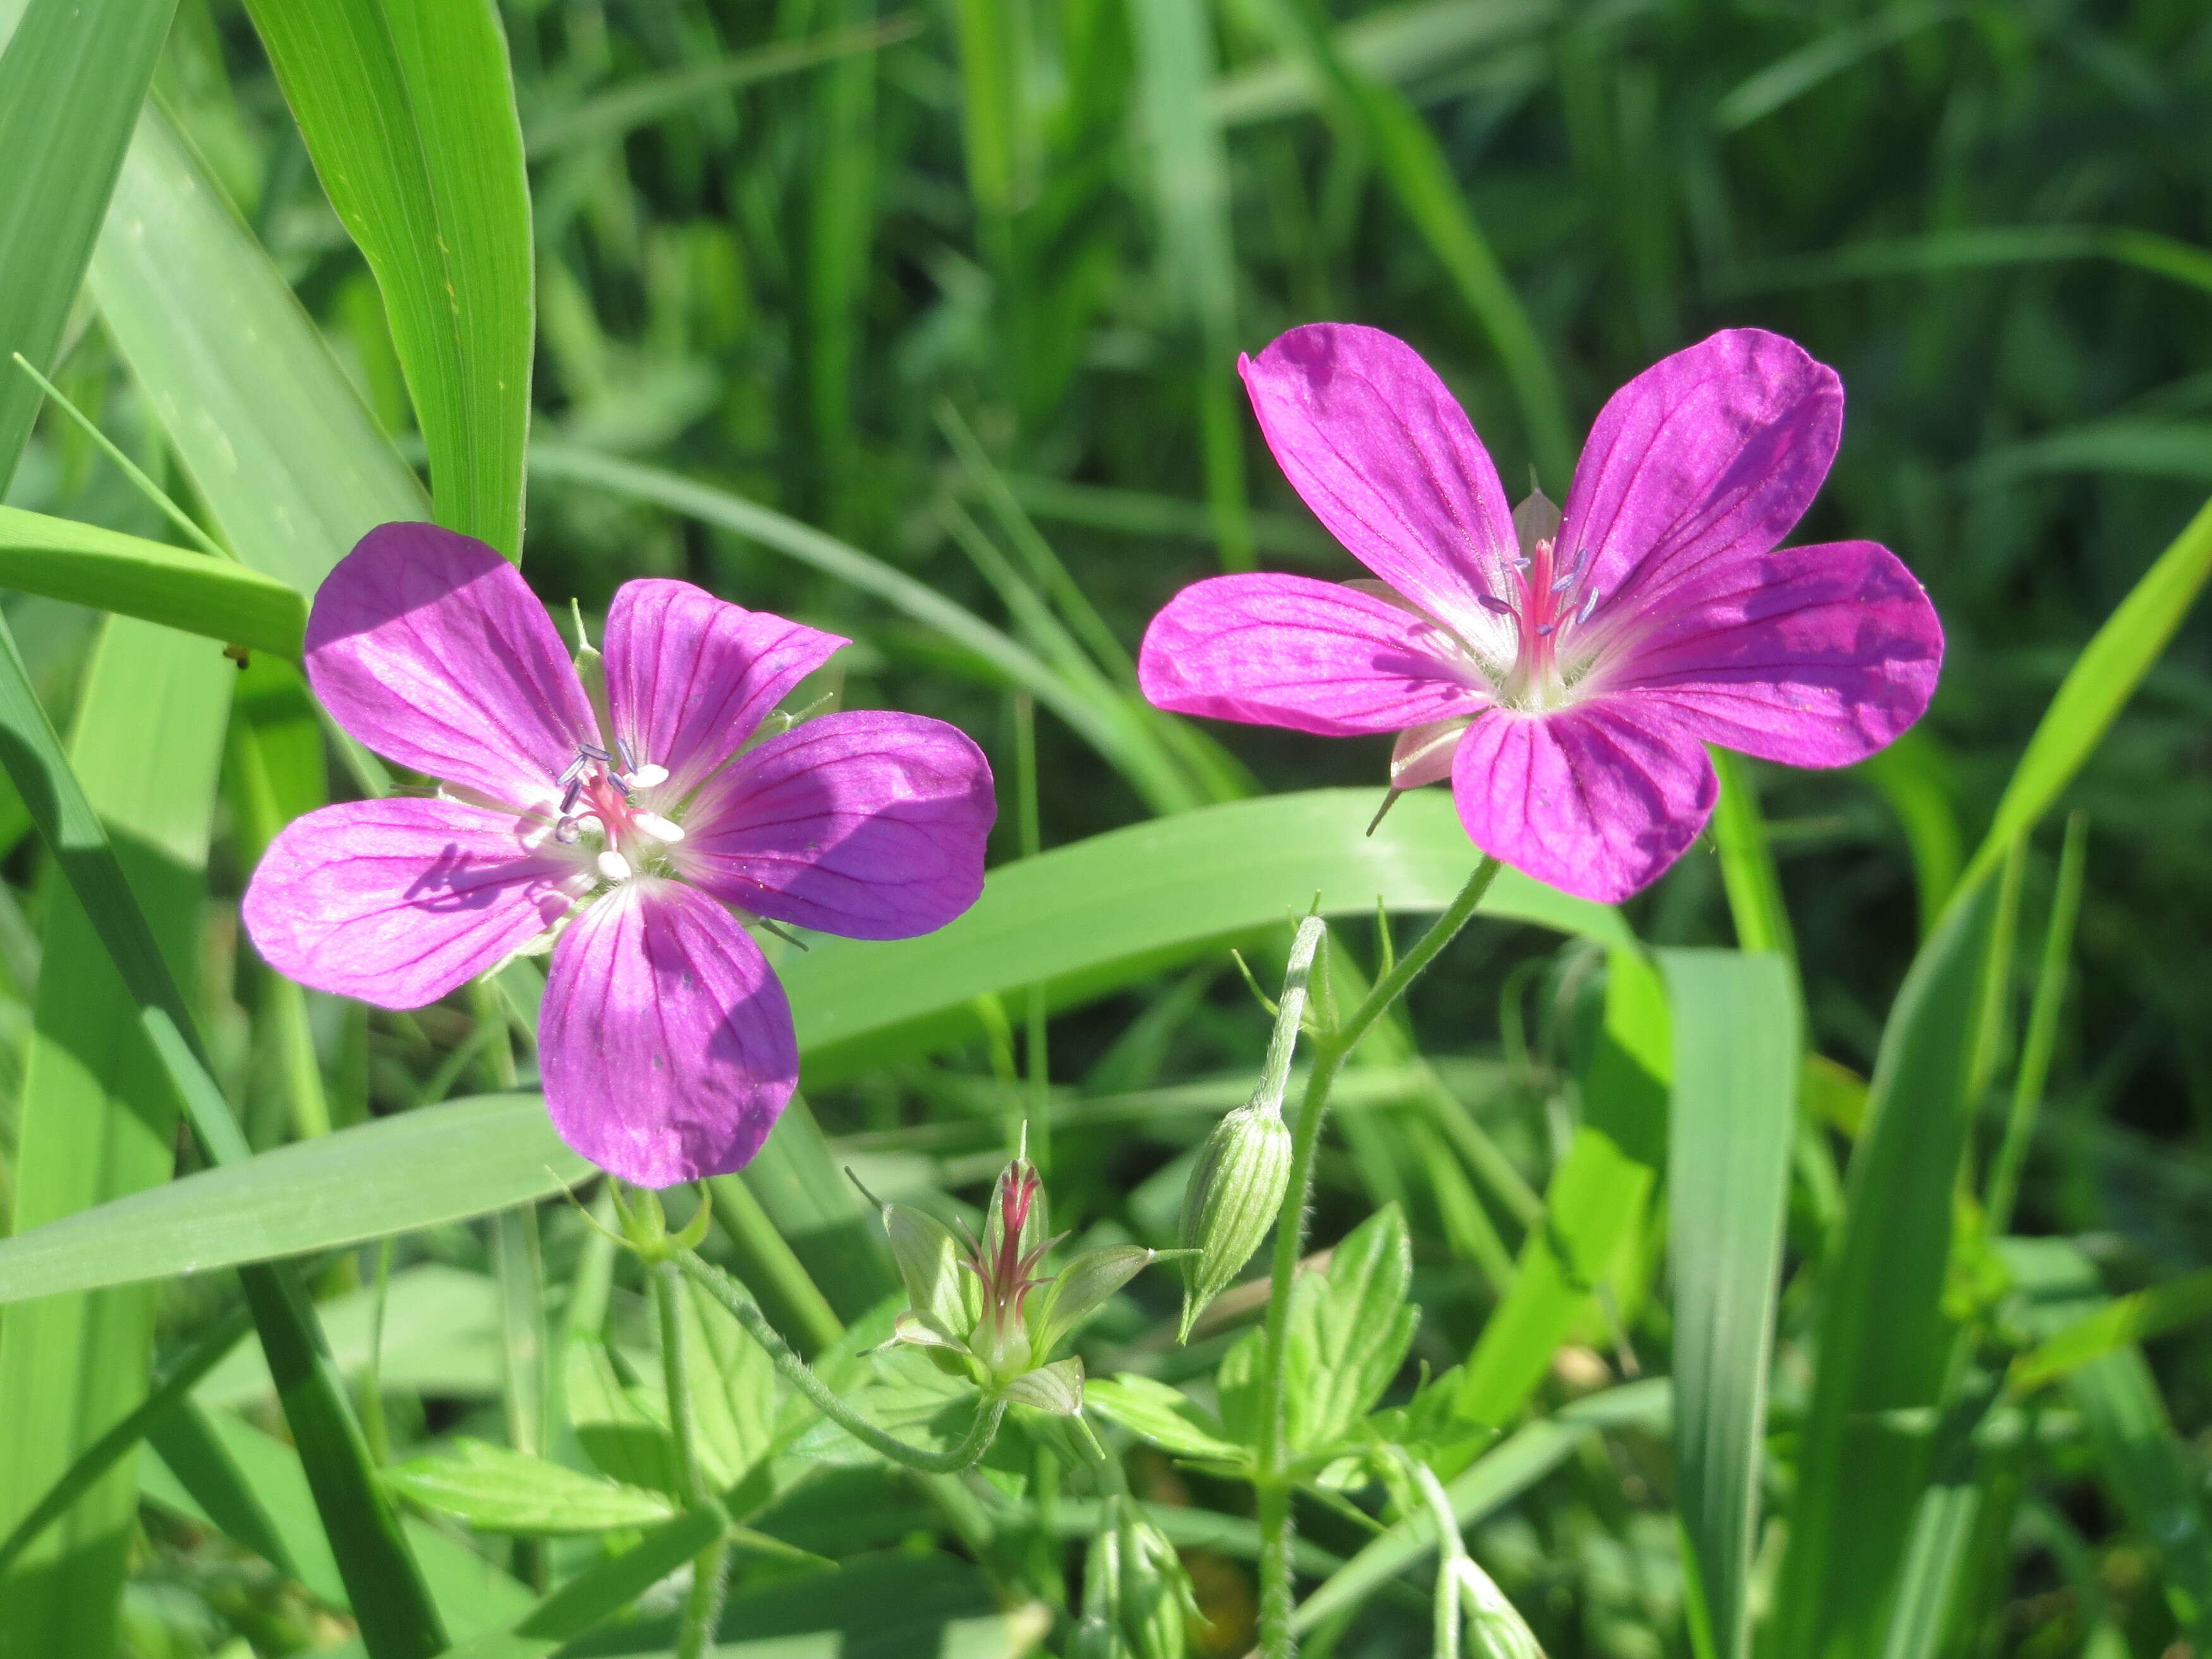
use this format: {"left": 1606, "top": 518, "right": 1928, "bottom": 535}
{"left": 999, "top": 1355, "right": 1085, "bottom": 1416}
{"left": 1031, "top": 1244, "right": 1162, "bottom": 1356}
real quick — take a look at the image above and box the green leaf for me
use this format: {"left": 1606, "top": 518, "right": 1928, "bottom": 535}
{"left": 782, "top": 787, "right": 1627, "bottom": 1084}
{"left": 564, "top": 1339, "right": 682, "bottom": 1497}
{"left": 1455, "top": 947, "right": 1668, "bottom": 1433}
{"left": 1289, "top": 1382, "right": 1668, "bottom": 1636}
{"left": 1222, "top": 1206, "right": 1416, "bottom": 1459}
{"left": 1773, "top": 877, "right": 2003, "bottom": 1659}
{"left": 1234, "top": 0, "right": 1571, "bottom": 483}
{"left": 1000, "top": 1356, "right": 1085, "bottom": 1417}
{"left": 2010, "top": 1268, "right": 2212, "bottom": 1394}
{"left": 0, "top": 1095, "right": 582, "bottom": 1306}
{"left": 387, "top": 1440, "right": 676, "bottom": 1535}
{"left": 1658, "top": 949, "right": 1799, "bottom": 1659}
{"left": 1084, "top": 1375, "right": 1243, "bottom": 1462}
{"left": 0, "top": 0, "right": 176, "bottom": 486}
{"left": 241, "top": 0, "right": 532, "bottom": 558}
{"left": 0, "top": 619, "right": 233, "bottom": 1653}
{"left": 89, "top": 102, "right": 427, "bottom": 590}
{"left": 1959, "top": 493, "right": 2212, "bottom": 891}
{"left": 676, "top": 1273, "right": 778, "bottom": 1489}
{"left": 0, "top": 505, "right": 307, "bottom": 657}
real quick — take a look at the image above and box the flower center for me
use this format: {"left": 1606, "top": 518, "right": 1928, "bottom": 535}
{"left": 551, "top": 741, "right": 684, "bottom": 884}
{"left": 1475, "top": 533, "right": 1603, "bottom": 712}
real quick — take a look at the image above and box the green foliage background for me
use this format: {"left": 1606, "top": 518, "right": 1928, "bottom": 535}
{"left": 1, "top": 0, "right": 2211, "bottom": 1655}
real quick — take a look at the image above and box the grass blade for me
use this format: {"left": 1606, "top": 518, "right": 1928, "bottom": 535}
{"left": 243, "top": 0, "right": 533, "bottom": 557}
{"left": 1455, "top": 947, "right": 1668, "bottom": 1431}
{"left": 0, "top": 505, "right": 305, "bottom": 657}
{"left": 90, "top": 103, "right": 427, "bottom": 590}
{"left": 1959, "top": 494, "right": 2212, "bottom": 890}
{"left": 1658, "top": 948, "right": 1798, "bottom": 1659}
{"left": 1773, "top": 875, "right": 2003, "bottom": 1659}
{"left": 0, "top": 0, "right": 176, "bottom": 485}
{"left": 0, "top": 609, "right": 448, "bottom": 1657}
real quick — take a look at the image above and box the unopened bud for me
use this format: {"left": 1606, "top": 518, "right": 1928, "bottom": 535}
{"left": 1176, "top": 1101, "right": 1292, "bottom": 1341}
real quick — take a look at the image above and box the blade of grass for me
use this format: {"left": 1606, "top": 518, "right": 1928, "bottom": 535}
{"left": 1659, "top": 948, "right": 1798, "bottom": 1659}
{"left": 0, "top": 607, "right": 447, "bottom": 1658}
{"left": 1773, "top": 874, "right": 2004, "bottom": 1659}
{"left": 90, "top": 102, "right": 427, "bottom": 590}
{"left": 1725, "top": 226, "right": 2212, "bottom": 307}
{"left": 0, "top": 0, "right": 178, "bottom": 485}
{"left": 1959, "top": 494, "right": 2212, "bottom": 890}
{"left": 0, "top": 619, "right": 234, "bottom": 1657}
{"left": 1984, "top": 813, "right": 2087, "bottom": 1236}
{"left": 0, "top": 505, "right": 305, "bottom": 658}
{"left": 1455, "top": 947, "right": 1668, "bottom": 1431}
{"left": 1239, "top": 0, "right": 1573, "bottom": 484}
{"left": 521, "top": 19, "right": 918, "bottom": 160}
{"left": 1128, "top": 0, "right": 1253, "bottom": 571}
{"left": 241, "top": 0, "right": 533, "bottom": 557}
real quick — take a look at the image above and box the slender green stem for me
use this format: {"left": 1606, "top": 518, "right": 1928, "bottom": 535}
{"left": 1016, "top": 690, "right": 1050, "bottom": 1173}
{"left": 1253, "top": 857, "right": 1501, "bottom": 1657}
{"left": 652, "top": 1263, "right": 725, "bottom": 1659}
{"left": 679, "top": 1250, "right": 1007, "bottom": 1473}
{"left": 1986, "top": 812, "right": 2088, "bottom": 1236}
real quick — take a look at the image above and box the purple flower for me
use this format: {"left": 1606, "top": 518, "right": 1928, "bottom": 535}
{"left": 1138, "top": 324, "right": 1943, "bottom": 902}
{"left": 242, "top": 523, "right": 995, "bottom": 1186}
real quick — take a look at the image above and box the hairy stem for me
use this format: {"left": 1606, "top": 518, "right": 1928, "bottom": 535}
{"left": 679, "top": 1250, "right": 1007, "bottom": 1473}
{"left": 653, "top": 1263, "right": 731, "bottom": 1659}
{"left": 1252, "top": 856, "right": 1502, "bottom": 1657}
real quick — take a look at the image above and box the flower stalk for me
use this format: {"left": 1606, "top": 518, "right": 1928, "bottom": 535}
{"left": 1249, "top": 856, "right": 1502, "bottom": 1658}
{"left": 677, "top": 1249, "right": 1009, "bottom": 1474}
{"left": 653, "top": 1261, "right": 732, "bottom": 1659}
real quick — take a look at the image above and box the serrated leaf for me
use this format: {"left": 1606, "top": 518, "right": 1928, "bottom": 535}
{"left": 1000, "top": 1357, "right": 1085, "bottom": 1416}
{"left": 563, "top": 1340, "right": 680, "bottom": 1497}
{"left": 386, "top": 1440, "right": 675, "bottom": 1535}
{"left": 676, "top": 1273, "right": 777, "bottom": 1490}
{"left": 1085, "top": 1375, "right": 1243, "bottom": 1463}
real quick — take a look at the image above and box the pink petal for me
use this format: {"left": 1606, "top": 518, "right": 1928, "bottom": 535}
{"left": 540, "top": 880, "right": 797, "bottom": 1186}
{"left": 1241, "top": 325, "right": 1519, "bottom": 635}
{"left": 681, "top": 710, "right": 995, "bottom": 941}
{"left": 602, "top": 580, "right": 848, "bottom": 802}
{"left": 306, "top": 524, "right": 599, "bottom": 811}
{"left": 1138, "top": 573, "right": 1488, "bottom": 736}
{"left": 1610, "top": 539, "right": 1944, "bottom": 767}
{"left": 1450, "top": 703, "right": 1718, "bottom": 903}
{"left": 241, "top": 798, "right": 583, "bottom": 1009}
{"left": 1560, "top": 330, "right": 1842, "bottom": 621}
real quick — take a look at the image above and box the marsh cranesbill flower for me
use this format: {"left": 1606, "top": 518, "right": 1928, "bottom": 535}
{"left": 242, "top": 523, "right": 994, "bottom": 1186}
{"left": 1138, "top": 325, "right": 1943, "bottom": 902}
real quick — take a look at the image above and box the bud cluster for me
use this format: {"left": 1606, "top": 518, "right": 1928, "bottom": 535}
{"left": 873, "top": 1155, "right": 1167, "bottom": 1415}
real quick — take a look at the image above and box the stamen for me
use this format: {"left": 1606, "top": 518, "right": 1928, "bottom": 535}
{"left": 554, "top": 818, "right": 583, "bottom": 845}
{"left": 1551, "top": 546, "right": 1591, "bottom": 593}
{"left": 557, "top": 755, "right": 588, "bottom": 787}
{"left": 596, "top": 849, "right": 633, "bottom": 884}
{"left": 1577, "top": 589, "right": 1599, "bottom": 624}
{"left": 1477, "top": 594, "right": 1517, "bottom": 617}
{"left": 615, "top": 738, "right": 638, "bottom": 774}
{"left": 634, "top": 812, "right": 684, "bottom": 843}
{"left": 559, "top": 779, "right": 583, "bottom": 815}
{"left": 1535, "top": 623, "right": 1556, "bottom": 638}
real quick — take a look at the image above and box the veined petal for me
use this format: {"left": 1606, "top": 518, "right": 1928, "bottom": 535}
{"left": 603, "top": 580, "right": 848, "bottom": 803}
{"left": 541, "top": 881, "right": 798, "bottom": 1187}
{"left": 241, "top": 798, "right": 583, "bottom": 1009}
{"left": 1560, "top": 330, "right": 1842, "bottom": 624}
{"left": 682, "top": 710, "right": 994, "bottom": 941}
{"left": 305, "top": 524, "right": 598, "bottom": 811}
{"left": 1450, "top": 704, "right": 1718, "bottom": 903}
{"left": 1138, "top": 573, "right": 1489, "bottom": 736}
{"left": 1611, "top": 538, "right": 1943, "bottom": 767}
{"left": 1241, "top": 325, "right": 1519, "bottom": 635}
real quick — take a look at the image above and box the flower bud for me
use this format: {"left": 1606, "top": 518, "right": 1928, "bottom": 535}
{"left": 1176, "top": 1101, "right": 1292, "bottom": 1342}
